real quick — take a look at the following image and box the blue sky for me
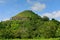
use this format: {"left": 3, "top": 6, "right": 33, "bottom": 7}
{"left": 0, "top": 0, "right": 60, "bottom": 21}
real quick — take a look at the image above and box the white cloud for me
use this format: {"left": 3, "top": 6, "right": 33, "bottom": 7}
{"left": 26, "top": 0, "right": 46, "bottom": 11}
{"left": 42, "top": 11, "right": 60, "bottom": 18}
{"left": 2, "top": 18, "right": 10, "bottom": 21}
{"left": 31, "top": 2, "right": 46, "bottom": 11}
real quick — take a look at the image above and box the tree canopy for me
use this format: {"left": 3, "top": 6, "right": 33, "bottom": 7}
{"left": 0, "top": 10, "right": 60, "bottom": 39}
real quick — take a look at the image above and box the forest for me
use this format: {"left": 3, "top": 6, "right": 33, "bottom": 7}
{"left": 0, "top": 10, "right": 60, "bottom": 39}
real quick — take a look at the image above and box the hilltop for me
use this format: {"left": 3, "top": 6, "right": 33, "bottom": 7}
{"left": 11, "top": 10, "right": 41, "bottom": 20}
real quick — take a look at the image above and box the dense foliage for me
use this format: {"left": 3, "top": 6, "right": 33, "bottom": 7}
{"left": 0, "top": 10, "right": 60, "bottom": 39}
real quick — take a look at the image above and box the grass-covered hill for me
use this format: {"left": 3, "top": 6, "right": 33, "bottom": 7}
{"left": 0, "top": 10, "right": 60, "bottom": 39}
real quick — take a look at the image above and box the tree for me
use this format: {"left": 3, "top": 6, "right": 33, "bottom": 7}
{"left": 55, "top": 24, "right": 60, "bottom": 37}
{"left": 37, "top": 21, "right": 57, "bottom": 38}
{"left": 42, "top": 16, "right": 49, "bottom": 21}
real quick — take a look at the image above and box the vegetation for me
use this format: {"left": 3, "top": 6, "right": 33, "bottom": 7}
{"left": 0, "top": 38, "right": 60, "bottom": 40}
{"left": 0, "top": 10, "right": 60, "bottom": 39}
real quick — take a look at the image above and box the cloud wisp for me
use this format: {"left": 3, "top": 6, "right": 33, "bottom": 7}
{"left": 42, "top": 11, "right": 60, "bottom": 18}
{"left": 2, "top": 18, "right": 10, "bottom": 21}
{"left": 26, "top": 0, "right": 46, "bottom": 11}
{"left": 31, "top": 2, "right": 46, "bottom": 11}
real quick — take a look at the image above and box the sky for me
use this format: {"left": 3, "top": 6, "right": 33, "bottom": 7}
{"left": 0, "top": 0, "right": 60, "bottom": 21}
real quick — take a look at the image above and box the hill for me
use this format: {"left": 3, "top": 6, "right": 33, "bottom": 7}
{"left": 0, "top": 10, "right": 60, "bottom": 39}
